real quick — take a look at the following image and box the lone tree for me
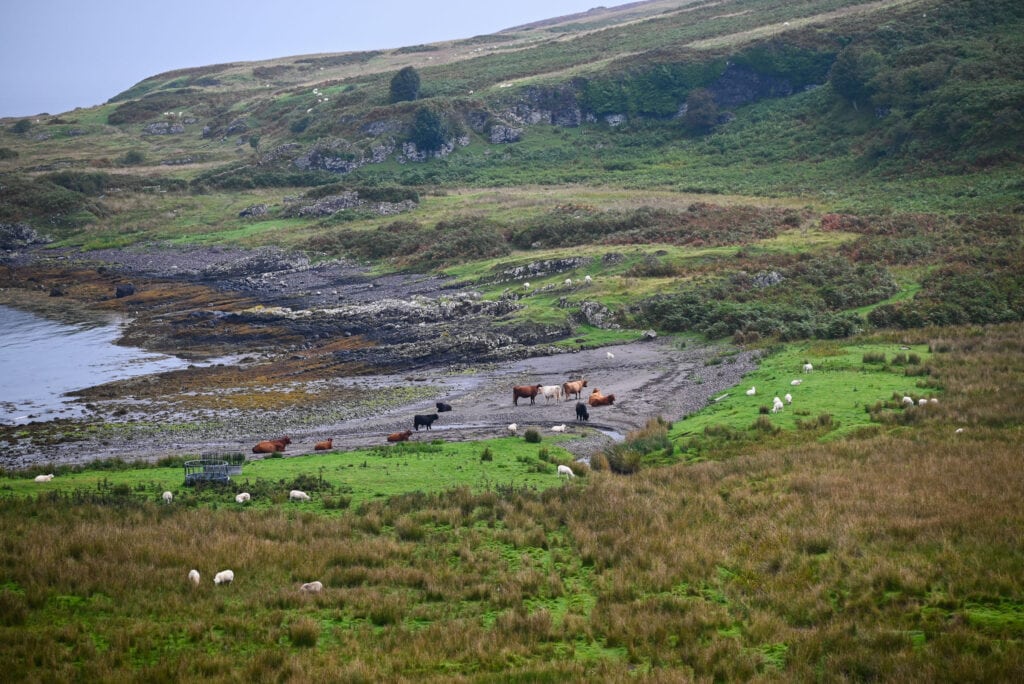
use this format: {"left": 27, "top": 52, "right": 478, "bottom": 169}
{"left": 682, "top": 88, "right": 718, "bottom": 134}
{"left": 409, "top": 106, "right": 448, "bottom": 152}
{"left": 390, "top": 66, "right": 421, "bottom": 103}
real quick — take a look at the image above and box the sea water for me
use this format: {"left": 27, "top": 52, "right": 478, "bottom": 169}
{"left": 0, "top": 304, "right": 192, "bottom": 424}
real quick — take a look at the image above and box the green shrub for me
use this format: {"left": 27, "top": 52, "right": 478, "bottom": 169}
{"left": 524, "top": 428, "right": 541, "bottom": 444}
{"left": 288, "top": 618, "right": 319, "bottom": 648}
{"left": 862, "top": 351, "right": 887, "bottom": 364}
{"left": 480, "top": 447, "right": 493, "bottom": 462}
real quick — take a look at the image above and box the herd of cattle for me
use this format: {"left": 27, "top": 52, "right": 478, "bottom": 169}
{"left": 251, "top": 377, "right": 615, "bottom": 453}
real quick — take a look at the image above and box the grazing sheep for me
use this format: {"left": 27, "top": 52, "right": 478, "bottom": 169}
{"left": 955, "top": 427, "right": 964, "bottom": 434}
{"left": 929, "top": 397, "right": 939, "bottom": 405}
{"left": 540, "top": 385, "right": 563, "bottom": 403}
{"left": 162, "top": 490, "right": 173, "bottom": 504}
{"left": 784, "top": 393, "right": 792, "bottom": 404}
{"left": 902, "top": 396, "right": 914, "bottom": 406}
{"left": 746, "top": 387, "right": 757, "bottom": 396}
{"left": 214, "top": 569, "right": 234, "bottom": 585}
{"left": 584, "top": 275, "right": 592, "bottom": 284}
{"left": 235, "top": 492, "right": 251, "bottom": 504}
{"left": 575, "top": 402, "right": 589, "bottom": 422}
{"left": 34, "top": 474, "right": 54, "bottom": 483}
{"left": 551, "top": 424, "right": 567, "bottom": 433}
{"left": 772, "top": 397, "right": 784, "bottom": 413}
{"left": 314, "top": 438, "right": 333, "bottom": 451}
{"left": 387, "top": 430, "right": 413, "bottom": 443}
{"left": 606, "top": 351, "right": 615, "bottom": 359}
{"left": 300, "top": 581, "right": 323, "bottom": 594}
{"left": 523, "top": 282, "right": 530, "bottom": 289}
{"left": 289, "top": 490, "right": 311, "bottom": 502}
{"left": 564, "top": 278, "right": 572, "bottom": 286}
{"left": 790, "top": 379, "right": 802, "bottom": 386}
{"left": 919, "top": 398, "right": 928, "bottom": 406}
{"left": 188, "top": 569, "right": 201, "bottom": 586}
{"left": 803, "top": 363, "right": 814, "bottom": 373}
{"left": 557, "top": 464, "right": 575, "bottom": 478}
{"left": 507, "top": 423, "right": 518, "bottom": 435}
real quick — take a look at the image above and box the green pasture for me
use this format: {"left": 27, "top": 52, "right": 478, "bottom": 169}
{"left": 673, "top": 340, "right": 936, "bottom": 443}
{"left": 1, "top": 436, "right": 582, "bottom": 506}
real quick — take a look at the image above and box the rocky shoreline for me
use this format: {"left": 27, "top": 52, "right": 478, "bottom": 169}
{"left": 1, "top": 245, "right": 759, "bottom": 468}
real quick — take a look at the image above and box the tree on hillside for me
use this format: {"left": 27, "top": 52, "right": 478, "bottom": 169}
{"left": 390, "top": 66, "right": 421, "bottom": 103}
{"left": 409, "top": 106, "right": 448, "bottom": 152}
{"left": 683, "top": 88, "right": 718, "bottom": 134}
{"left": 830, "top": 46, "right": 882, "bottom": 108}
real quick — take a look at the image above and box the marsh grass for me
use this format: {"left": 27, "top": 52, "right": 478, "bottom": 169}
{"left": 2, "top": 326, "right": 1022, "bottom": 679}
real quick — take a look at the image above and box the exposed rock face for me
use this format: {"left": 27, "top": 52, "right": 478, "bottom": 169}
{"left": 0, "top": 223, "right": 51, "bottom": 249}
{"left": 489, "top": 125, "right": 522, "bottom": 144}
{"left": 500, "top": 257, "right": 590, "bottom": 282}
{"left": 282, "top": 192, "right": 417, "bottom": 218}
{"left": 573, "top": 300, "right": 620, "bottom": 329}
{"left": 709, "top": 64, "right": 795, "bottom": 109}
{"left": 501, "top": 84, "right": 583, "bottom": 128}
{"left": 142, "top": 122, "right": 185, "bottom": 135}
{"left": 239, "top": 204, "right": 268, "bottom": 218}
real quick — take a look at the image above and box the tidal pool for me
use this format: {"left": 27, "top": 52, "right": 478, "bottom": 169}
{"left": 0, "top": 305, "right": 194, "bottom": 425}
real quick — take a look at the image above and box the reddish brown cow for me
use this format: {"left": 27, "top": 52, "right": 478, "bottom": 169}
{"left": 587, "top": 389, "right": 616, "bottom": 407}
{"left": 387, "top": 430, "right": 413, "bottom": 443}
{"left": 512, "top": 384, "right": 544, "bottom": 406}
{"left": 562, "top": 379, "right": 588, "bottom": 401}
{"left": 314, "top": 438, "right": 333, "bottom": 451}
{"left": 253, "top": 436, "right": 291, "bottom": 454}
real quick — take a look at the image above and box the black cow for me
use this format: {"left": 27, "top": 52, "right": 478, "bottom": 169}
{"left": 436, "top": 402, "right": 453, "bottom": 412}
{"left": 413, "top": 413, "right": 440, "bottom": 431}
{"left": 575, "top": 402, "right": 590, "bottom": 422}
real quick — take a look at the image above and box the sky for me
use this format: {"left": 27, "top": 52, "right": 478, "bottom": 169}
{"left": 0, "top": 0, "right": 607, "bottom": 119}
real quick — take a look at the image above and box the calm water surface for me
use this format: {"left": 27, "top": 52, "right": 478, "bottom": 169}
{"left": 0, "top": 304, "right": 193, "bottom": 424}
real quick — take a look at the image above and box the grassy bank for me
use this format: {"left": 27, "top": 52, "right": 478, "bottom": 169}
{"left": 1, "top": 323, "right": 1021, "bottom": 680}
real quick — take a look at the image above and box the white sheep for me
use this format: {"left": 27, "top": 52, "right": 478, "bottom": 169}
{"left": 214, "top": 569, "right": 234, "bottom": 585}
{"left": 33, "top": 474, "right": 54, "bottom": 483}
{"left": 507, "top": 423, "right": 518, "bottom": 435}
{"left": 188, "top": 569, "right": 201, "bottom": 586}
{"left": 564, "top": 278, "right": 573, "bottom": 286}
{"left": 606, "top": 351, "right": 615, "bottom": 359}
{"left": 162, "top": 491, "right": 173, "bottom": 504}
{"left": 746, "top": 387, "right": 756, "bottom": 396}
{"left": 584, "top": 275, "right": 592, "bottom": 284}
{"left": 929, "top": 397, "right": 939, "bottom": 405}
{"left": 289, "top": 490, "right": 311, "bottom": 502}
{"left": 955, "top": 427, "right": 964, "bottom": 434}
{"left": 523, "top": 282, "right": 530, "bottom": 289}
{"left": 551, "top": 424, "right": 567, "bottom": 433}
{"left": 902, "top": 396, "right": 914, "bottom": 406}
{"left": 235, "top": 492, "right": 251, "bottom": 504}
{"left": 803, "top": 363, "right": 814, "bottom": 373}
{"left": 784, "top": 393, "right": 792, "bottom": 404}
{"left": 790, "top": 379, "right": 802, "bottom": 386}
{"left": 300, "top": 581, "right": 323, "bottom": 594}
{"left": 557, "top": 464, "right": 575, "bottom": 478}
{"left": 772, "top": 397, "right": 784, "bottom": 413}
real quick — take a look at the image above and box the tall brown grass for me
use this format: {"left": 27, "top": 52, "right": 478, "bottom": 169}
{"left": 2, "top": 323, "right": 1022, "bottom": 680}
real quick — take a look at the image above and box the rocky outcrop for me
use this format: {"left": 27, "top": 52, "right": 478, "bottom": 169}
{"left": 489, "top": 125, "right": 522, "bottom": 144}
{"left": 0, "top": 223, "right": 51, "bottom": 250}
{"left": 708, "top": 64, "right": 795, "bottom": 109}
{"left": 239, "top": 204, "right": 269, "bottom": 218}
{"left": 499, "top": 257, "right": 590, "bottom": 282}
{"left": 501, "top": 84, "right": 583, "bottom": 128}
{"left": 142, "top": 122, "right": 185, "bottom": 135}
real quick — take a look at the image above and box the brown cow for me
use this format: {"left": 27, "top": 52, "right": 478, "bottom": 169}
{"left": 512, "top": 384, "right": 544, "bottom": 406}
{"left": 314, "top": 438, "right": 333, "bottom": 451}
{"left": 562, "top": 379, "right": 587, "bottom": 401}
{"left": 587, "top": 389, "right": 616, "bottom": 407}
{"left": 387, "top": 430, "right": 413, "bottom": 443}
{"left": 252, "top": 436, "right": 291, "bottom": 454}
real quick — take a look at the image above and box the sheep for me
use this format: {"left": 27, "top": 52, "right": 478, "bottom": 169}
{"left": 235, "top": 492, "right": 251, "bottom": 504}
{"left": 300, "top": 581, "right": 323, "bottom": 594}
{"left": 929, "top": 397, "right": 939, "bottom": 405}
{"left": 772, "top": 397, "right": 785, "bottom": 414}
{"left": 746, "top": 387, "right": 756, "bottom": 396}
{"left": 784, "top": 393, "right": 792, "bottom": 404}
{"left": 33, "top": 474, "right": 54, "bottom": 483}
{"left": 523, "top": 282, "right": 530, "bottom": 289}
{"left": 902, "top": 396, "right": 914, "bottom": 406}
{"left": 188, "top": 569, "right": 201, "bottom": 586}
{"left": 955, "top": 427, "right": 964, "bottom": 434}
{"left": 289, "top": 490, "right": 311, "bottom": 502}
{"left": 803, "top": 363, "right": 814, "bottom": 373}
{"left": 564, "top": 278, "right": 572, "bottom": 286}
{"left": 214, "top": 569, "right": 234, "bottom": 585}
{"left": 919, "top": 398, "right": 928, "bottom": 406}
{"left": 551, "top": 424, "right": 567, "bottom": 433}
{"left": 557, "top": 464, "right": 575, "bottom": 478}
{"left": 606, "top": 351, "right": 615, "bottom": 359}
{"left": 507, "top": 423, "right": 518, "bottom": 435}
{"left": 790, "top": 379, "right": 803, "bottom": 386}
{"left": 584, "top": 275, "right": 592, "bottom": 284}
{"left": 162, "top": 490, "right": 173, "bottom": 504}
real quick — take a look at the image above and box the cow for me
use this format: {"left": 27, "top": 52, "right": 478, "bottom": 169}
{"left": 575, "top": 402, "right": 589, "bottom": 421}
{"left": 314, "top": 438, "right": 333, "bottom": 451}
{"left": 387, "top": 430, "right": 413, "bottom": 442}
{"left": 436, "top": 402, "right": 453, "bottom": 412}
{"left": 562, "top": 379, "right": 587, "bottom": 401}
{"left": 253, "top": 436, "right": 291, "bottom": 454}
{"left": 512, "top": 384, "right": 544, "bottom": 406}
{"left": 413, "top": 413, "right": 440, "bottom": 431}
